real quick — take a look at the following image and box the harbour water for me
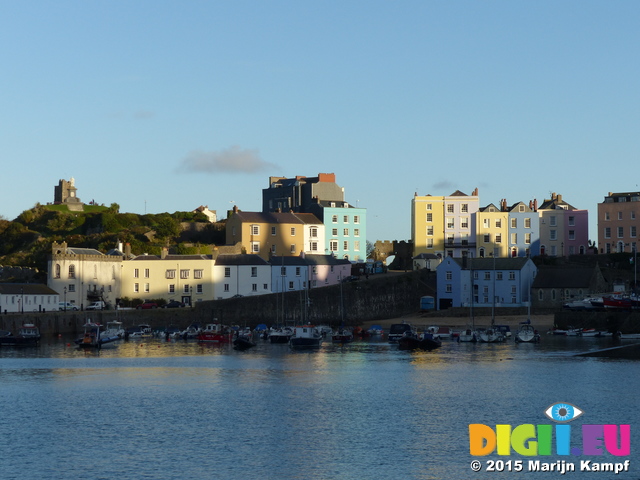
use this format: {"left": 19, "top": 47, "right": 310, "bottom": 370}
{"left": 0, "top": 333, "right": 638, "bottom": 480}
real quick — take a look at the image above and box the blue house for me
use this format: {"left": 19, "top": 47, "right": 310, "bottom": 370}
{"left": 436, "top": 256, "right": 537, "bottom": 310}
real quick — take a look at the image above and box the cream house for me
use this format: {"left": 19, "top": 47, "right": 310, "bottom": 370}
{"left": 213, "top": 254, "right": 271, "bottom": 300}
{"left": 121, "top": 248, "right": 216, "bottom": 305}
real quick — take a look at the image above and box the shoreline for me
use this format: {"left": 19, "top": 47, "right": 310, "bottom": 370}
{"left": 361, "top": 313, "right": 555, "bottom": 332}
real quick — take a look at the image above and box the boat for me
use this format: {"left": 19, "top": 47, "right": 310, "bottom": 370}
{"left": 289, "top": 325, "right": 323, "bottom": 349}
{"left": 426, "top": 326, "right": 452, "bottom": 340}
{"left": 458, "top": 327, "right": 478, "bottom": 343}
{"left": 478, "top": 327, "right": 505, "bottom": 343}
{"left": 366, "top": 325, "right": 384, "bottom": 336}
{"left": 0, "top": 324, "right": 41, "bottom": 347}
{"left": 180, "top": 323, "right": 202, "bottom": 339}
{"left": 75, "top": 322, "right": 121, "bottom": 348}
{"left": 603, "top": 294, "right": 633, "bottom": 310}
{"left": 233, "top": 328, "right": 256, "bottom": 350}
{"left": 387, "top": 323, "right": 415, "bottom": 343}
{"left": 124, "top": 324, "right": 153, "bottom": 339}
{"left": 268, "top": 326, "right": 294, "bottom": 344}
{"left": 331, "top": 328, "right": 354, "bottom": 344}
{"left": 514, "top": 322, "right": 540, "bottom": 343}
{"left": 397, "top": 331, "right": 441, "bottom": 351}
{"left": 198, "top": 324, "right": 232, "bottom": 343}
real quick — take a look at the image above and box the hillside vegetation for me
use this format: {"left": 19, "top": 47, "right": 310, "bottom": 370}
{"left": 0, "top": 203, "right": 226, "bottom": 281}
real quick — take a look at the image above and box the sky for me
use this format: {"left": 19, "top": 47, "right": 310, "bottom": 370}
{"left": 2, "top": 1, "right": 639, "bottom": 245}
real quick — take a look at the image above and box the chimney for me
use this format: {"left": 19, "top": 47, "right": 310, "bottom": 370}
{"left": 233, "top": 205, "right": 238, "bottom": 214}
{"left": 557, "top": 194, "right": 562, "bottom": 203}
{"left": 161, "top": 247, "right": 168, "bottom": 259}
{"left": 125, "top": 243, "right": 131, "bottom": 258}
{"left": 533, "top": 199, "right": 538, "bottom": 211}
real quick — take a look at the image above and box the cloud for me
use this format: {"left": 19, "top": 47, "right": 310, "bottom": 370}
{"left": 432, "top": 180, "right": 455, "bottom": 191}
{"left": 178, "top": 146, "right": 278, "bottom": 174}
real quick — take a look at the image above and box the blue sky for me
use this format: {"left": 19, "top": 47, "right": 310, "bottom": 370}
{"left": 2, "top": 1, "right": 639, "bottom": 244}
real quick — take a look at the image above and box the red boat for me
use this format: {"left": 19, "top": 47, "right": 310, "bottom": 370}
{"left": 603, "top": 294, "right": 633, "bottom": 309}
{"left": 197, "top": 324, "right": 233, "bottom": 343}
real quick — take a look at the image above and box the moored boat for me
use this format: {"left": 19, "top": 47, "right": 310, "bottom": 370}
{"left": 0, "top": 324, "right": 41, "bottom": 347}
{"left": 388, "top": 323, "right": 415, "bottom": 343}
{"left": 268, "top": 326, "right": 294, "bottom": 344}
{"left": 514, "top": 322, "right": 540, "bottom": 343}
{"left": 331, "top": 328, "right": 354, "bottom": 344}
{"left": 75, "top": 322, "right": 121, "bottom": 348}
{"left": 458, "top": 327, "right": 479, "bottom": 343}
{"left": 198, "top": 324, "right": 232, "bottom": 343}
{"left": 478, "top": 327, "right": 504, "bottom": 343}
{"left": 397, "top": 331, "right": 441, "bottom": 351}
{"left": 289, "top": 325, "right": 323, "bottom": 349}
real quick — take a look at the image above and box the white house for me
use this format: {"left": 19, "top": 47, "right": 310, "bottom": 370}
{"left": 0, "top": 284, "right": 59, "bottom": 313}
{"left": 213, "top": 254, "right": 272, "bottom": 299}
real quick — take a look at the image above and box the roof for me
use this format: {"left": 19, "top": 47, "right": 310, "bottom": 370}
{"left": 66, "top": 247, "right": 103, "bottom": 256}
{"left": 268, "top": 256, "right": 310, "bottom": 266}
{"left": 304, "top": 254, "right": 352, "bottom": 266}
{"left": 532, "top": 266, "right": 596, "bottom": 289}
{"left": 0, "top": 283, "right": 59, "bottom": 295}
{"left": 130, "top": 254, "right": 213, "bottom": 261}
{"left": 231, "top": 211, "right": 322, "bottom": 225}
{"left": 413, "top": 253, "right": 438, "bottom": 260}
{"left": 215, "top": 254, "right": 269, "bottom": 266}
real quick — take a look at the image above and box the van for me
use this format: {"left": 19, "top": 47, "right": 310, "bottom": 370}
{"left": 59, "top": 302, "right": 79, "bottom": 311}
{"left": 86, "top": 301, "right": 107, "bottom": 310}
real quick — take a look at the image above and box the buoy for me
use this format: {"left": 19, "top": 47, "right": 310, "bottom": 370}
{"left": 66, "top": 343, "right": 70, "bottom": 347}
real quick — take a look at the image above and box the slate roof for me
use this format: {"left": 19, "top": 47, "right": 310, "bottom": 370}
{"left": 130, "top": 254, "right": 213, "bottom": 261}
{"left": 0, "top": 284, "right": 59, "bottom": 295}
{"left": 451, "top": 257, "right": 531, "bottom": 271}
{"left": 532, "top": 266, "right": 595, "bottom": 289}
{"left": 66, "top": 247, "right": 103, "bottom": 256}
{"left": 214, "top": 254, "right": 269, "bottom": 266}
{"left": 232, "top": 211, "right": 322, "bottom": 225}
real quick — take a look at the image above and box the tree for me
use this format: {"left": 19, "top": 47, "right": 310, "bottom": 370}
{"left": 366, "top": 240, "right": 375, "bottom": 259}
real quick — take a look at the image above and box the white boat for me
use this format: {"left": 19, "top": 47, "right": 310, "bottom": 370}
{"left": 478, "top": 327, "right": 505, "bottom": 343}
{"left": 515, "top": 322, "right": 540, "bottom": 343}
{"left": 458, "top": 327, "right": 479, "bottom": 343}
{"left": 426, "top": 326, "right": 452, "bottom": 340}
{"left": 268, "top": 326, "right": 294, "bottom": 344}
{"left": 289, "top": 325, "right": 323, "bottom": 349}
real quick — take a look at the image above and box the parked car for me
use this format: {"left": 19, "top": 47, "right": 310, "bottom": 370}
{"left": 86, "top": 301, "right": 107, "bottom": 310}
{"left": 59, "top": 302, "right": 79, "bottom": 311}
{"left": 162, "top": 300, "right": 185, "bottom": 308}
{"left": 136, "top": 302, "right": 158, "bottom": 310}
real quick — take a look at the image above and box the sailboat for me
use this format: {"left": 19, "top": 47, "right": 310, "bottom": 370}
{"left": 459, "top": 257, "right": 478, "bottom": 342}
{"left": 478, "top": 255, "right": 504, "bottom": 343}
{"left": 515, "top": 299, "right": 540, "bottom": 343}
{"left": 289, "top": 281, "right": 323, "bottom": 349}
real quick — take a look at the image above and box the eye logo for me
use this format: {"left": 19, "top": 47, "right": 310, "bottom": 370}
{"left": 544, "top": 402, "right": 583, "bottom": 422}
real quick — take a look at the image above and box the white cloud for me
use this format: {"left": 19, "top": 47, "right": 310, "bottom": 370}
{"left": 178, "top": 146, "right": 278, "bottom": 174}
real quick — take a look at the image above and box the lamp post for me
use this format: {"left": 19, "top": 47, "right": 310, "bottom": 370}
{"left": 64, "top": 286, "right": 67, "bottom": 312}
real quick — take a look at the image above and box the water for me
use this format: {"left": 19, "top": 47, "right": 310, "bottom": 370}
{"left": 0, "top": 334, "right": 638, "bottom": 480}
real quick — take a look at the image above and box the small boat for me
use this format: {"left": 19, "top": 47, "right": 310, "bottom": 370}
{"left": 426, "top": 326, "right": 452, "bottom": 340}
{"left": 0, "top": 324, "right": 41, "bottom": 347}
{"left": 75, "top": 322, "right": 121, "bottom": 348}
{"left": 268, "top": 326, "right": 294, "bottom": 344}
{"left": 332, "top": 328, "right": 354, "bottom": 344}
{"left": 514, "top": 322, "right": 540, "bottom": 343}
{"left": 198, "top": 324, "right": 232, "bottom": 343}
{"left": 458, "top": 327, "right": 479, "bottom": 343}
{"left": 180, "top": 323, "right": 202, "bottom": 339}
{"left": 603, "top": 294, "right": 633, "bottom": 310}
{"left": 125, "top": 324, "right": 153, "bottom": 339}
{"left": 387, "top": 323, "right": 415, "bottom": 343}
{"left": 289, "top": 325, "right": 323, "bottom": 349}
{"left": 478, "top": 327, "right": 505, "bottom": 343}
{"left": 366, "top": 325, "right": 384, "bottom": 336}
{"left": 397, "top": 331, "right": 441, "bottom": 351}
{"left": 233, "top": 329, "right": 256, "bottom": 350}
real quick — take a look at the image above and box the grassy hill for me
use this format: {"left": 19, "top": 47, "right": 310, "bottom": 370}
{"left": 0, "top": 203, "right": 226, "bottom": 281}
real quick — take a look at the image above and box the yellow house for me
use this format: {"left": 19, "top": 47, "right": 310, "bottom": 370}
{"left": 226, "top": 208, "right": 325, "bottom": 261}
{"left": 412, "top": 194, "right": 445, "bottom": 257}
{"left": 120, "top": 249, "right": 216, "bottom": 306}
{"left": 476, "top": 204, "right": 509, "bottom": 257}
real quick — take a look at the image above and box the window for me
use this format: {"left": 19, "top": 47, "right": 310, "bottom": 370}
{"left": 354, "top": 241, "right": 360, "bottom": 251}
{"left": 169, "top": 284, "right": 175, "bottom": 293}
{"left": 461, "top": 204, "right": 468, "bottom": 213}
{"left": 197, "top": 284, "right": 203, "bottom": 294}
{"left": 461, "top": 234, "right": 469, "bottom": 246}
{"left": 569, "top": 230, "right": 575, "bottom": 240}
{"left": 495, "top": 219, "right": 502, "bottom": 228}
{"left": 446, "top": 284, "right": 452, "bottom": 293}
{"left": 332, "top": 215, "right": 338, "bottom": 223}
{"left": 290, "top": 227, "right": 296, "bottom": 236}
{"left": 290, "top": 244, "right": 296, "bottom": 253}
{"left": 343, "top": 215, "right": 348, "bottom": 223}
{"left": 144, "top": 268, "right": 150, "bottom": 278}
{"left": 461, "top": 218, "right": 468, "bottom": 229}
{"left": 166, "top": 269, "right": 176, "bottom": 279}
{"left": 550, "top": 216, "right": 557, "bottom": 227}
{"left": 511, "top": 218, "right": 517, "bottom": 228}
{"left": 144, "top": 283, "right": 150, "bottom": 293}
{"left": 509, "top": 272, "right": 515, "bottom": 280}
{"left": 618, "top": 227, "right": 624, "bottom": 238}
{"left": 194, "top": 269, "right": 203, "bottom": 279}
{"left": 605, "top": 212, "right": 610, "bottom": 220}
{"left": 251, "top": 242, "right": 260, "bottom": 253}
{"left": 280, "top": 267, "right": 286, "bottom": 276}
{"left": 483, "top": 219, "right": 490, "bottom": 228}
{"left": 180, "top": 269, "right": 190, "bottom": 279}
{"left": 569, "top": 216, "right": 575, "bottom": 226}
{"left": 354, "top": 215, "right": 359, "bottom": 224}
{"left": 134, "top": 283, "right": 139, "bottom": 293}
{"left": 252, "top": 284, "right": 257, "bottom": 292}
{"left": 618, "top": 212, "right": 623, "bottom": 220}
{"left": 68, "top": 284, "right": 75, "bottom": 292}
{"left": 312, "top": 266, "right": 318, "bottom": 274}
{"left": 497, "top": 272, "right": 503, "bottom": 281}
{"left": 550, "top": 230, "right": 557, "bottom": 241}
{"left": 251, "top": 267, "right": 257, "bottom": 277}
{"left": 632, "top": 226, "right": 637, "bottom": 238}
{"left": 446, "top": 271, "right": 452, "bottom": 280}
{"left": 447, "top": 204, "right": 454, "bottom": 213}
{"left": 524, "top": 218, "right": 531, "bottom": 228}
{"left": 446, "top": 235, "right": 454, "bottom": 245}
{"left": 446, "top": 218, "right": 454, "bottom": 228}
{"left": 310, "top": 227, "right": 318, "bottom": 237}
{"left": 427, "top": 226, "right": 434, "bottom": 235}
{"left": 343, "top": 241, "right": 349, "bottom": 251}
{"left": 426, "top": 203, "right": 432, "bottom": 210}
{"left": 55, "top": 264, "right": 61, "bottom": 278}
{"left": 330, "top": 240, "right": 338, "bottom": 252}
{"left": 426, "top": 213, "right": 433, "bottom": 222}
{"left": 427, "top": 239, "right": 433, "bottom": 248}
{"left": 224, "top": 284, "right": 230, "bottom": 292}
{"left": 484, "top": 272, "right": 491, "bottom": 280}
{"left": 310, "top": 242, "right": 318, "bottom": 251}
{"left": 183, "top": 285, "right": 190, "bottom": 294}
{"left": 354, "top": 229, "right": 360, "bottom": 237}
{"left": 271, "top": 244, "right": 277, "bottom": 254}
{"left": 343, "top": 228, "right": 349, "bottom": 236}
{"left": 288, "top": 281, "right": 294, "bottom": 290}
{"left": 632, "top": 212, "right": 636, "bottom": 220}
{"left": 525, "top": 233, "right": 531, "bottom": 244}
{"left": 295, "top": 267, "right": 301, "bottom": 276}
{"left": 511, "top": 233, "right": 517, "bottom": 244}
{"left": 496, "top": 234, "right": 502, "bottom": 244}
{"left": 519, "top": 205, "right": 525, "bottom": 212}
{"left": 133, "top": 268, "right": 139, "bottom": 278}
{"left": 605, "top": 227, "right": 611, "bottom": 239}
{"left": 224, "top": 267, "right": 231, "bottom": 278}
{"left": 251, "top": 225, "right": 259, "bottom": 235}
{"left": 263, "top": 284, "right": 268, "bottom": 290}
